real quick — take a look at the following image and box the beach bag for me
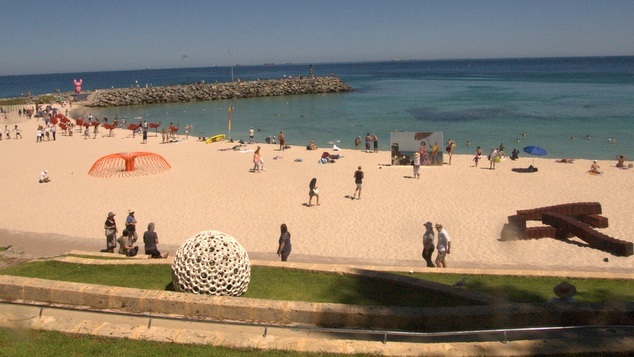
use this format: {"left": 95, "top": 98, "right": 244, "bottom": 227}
{"left": 494, "top": 155, "right": 501, "bottom": 163}
{"left": 126, "top": 246, "right": 139, "bottom": 257}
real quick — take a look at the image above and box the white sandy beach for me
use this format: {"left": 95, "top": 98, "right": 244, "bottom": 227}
{"left": 0, "top": 108, "right": 632, "bottom": 273}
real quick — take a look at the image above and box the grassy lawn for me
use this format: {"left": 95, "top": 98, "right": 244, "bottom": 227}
{"left": 406, "top": 272, "right": 633, "bottom": 304}
{"left": 1, "top": 260, "right": 632, "bottom": 305}
{"left": 0, "top": 261, "right": 472, "bottom": 307}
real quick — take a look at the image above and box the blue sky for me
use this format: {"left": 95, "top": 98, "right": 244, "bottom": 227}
{"left": 1, "top": 0, "right": 633, "bottom": 75}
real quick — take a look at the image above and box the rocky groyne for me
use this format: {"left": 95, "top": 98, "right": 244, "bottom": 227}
{"left": 85, "top": 76, "right": 353, "bottom": 107}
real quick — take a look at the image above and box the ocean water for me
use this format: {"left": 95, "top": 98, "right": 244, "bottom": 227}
{"left": 2, "top": 57, "right": 633, "bottom": 159}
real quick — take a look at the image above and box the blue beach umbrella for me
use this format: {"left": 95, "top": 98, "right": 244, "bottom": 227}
{"left": 523, "top": 145, "right": 547, "bottom": 165}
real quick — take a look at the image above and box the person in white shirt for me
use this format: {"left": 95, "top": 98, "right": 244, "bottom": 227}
{"left": 434, "top": 223, "right": 451, "bottom": 268}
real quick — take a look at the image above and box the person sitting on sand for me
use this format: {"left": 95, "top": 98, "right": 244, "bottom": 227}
{"left": 143, "top": 222, "right": 169, "bottom": 259}
{"left": 589, "top": 160, "right": 602, "bottom": 174}
{"left": 556, "top": 158, "right": 574, "bottom": 163}
{"left": 117, "top": 229, "right": 139, "bottom": 256}
{"left": 549, "top": 281, "right": 577, "bottom": 304}
{"left": 308, "top": 178, "right": 320, "bottom": 206}
{"left": 510, "top": 148, "right": 520, "bottom": 160}
{"left": 39, "top": 170, "right": 50, "bottom": 183}
{"left": 307, "top": 140, "right": 318, "bottom": 150}
{"left": 616, "top": 155, "right": 628, "bottom": 168}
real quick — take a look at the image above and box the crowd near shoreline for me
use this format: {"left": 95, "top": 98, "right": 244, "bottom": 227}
{"left": 0, "top": 97, "right": 632, "bottom": 274}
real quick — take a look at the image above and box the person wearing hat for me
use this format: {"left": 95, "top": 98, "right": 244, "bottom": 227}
{"left": 103, "top": 211, "right": 118, "bottom": 253}
{"left": 421, "top": 222, "right": 435, "bottom": 267}
{"left": 549, "top": 281, "right": 577, "bottom": 304}
{"left": 125, "top": 209, "right": 138, "bottom": 242}
{"left": 39, "top": 170, "right": 50, "bottom": 183}
{"left": 434, "top": 223, "right": 451, "bottom": 268}
{"left": 412, "top": 152, "right": 421, "bottom": 179}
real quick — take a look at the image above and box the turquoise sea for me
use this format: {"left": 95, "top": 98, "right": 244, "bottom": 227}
{"left": 2, "top": 57, "right": 633, "bottom": 159}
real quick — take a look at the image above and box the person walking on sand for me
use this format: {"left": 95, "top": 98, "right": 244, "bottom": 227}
{"left": 104, "top": 211, "right": 118, "bottom": 253}
{"left": 446, "top": 139, "right": 456, "bottom": 165}
{"left": 434, "top": 223, "right": 451, "bottom": 268}
{"left": 143, "top": 222, "right": 169, "bottom": 258}
{"left": 353, "top": 166, "right": 364, "bottom": 199}
{"left": 253, "top": 146, "right": 261, "bottom": 172}
{"left": 277, "top": 223, "right": 292, "bottom": 261}
{"left": 412, "top": 152, "right": 421, "bottom": 178}
{"left": 12, "top": 125, "right": 22, "bottom": 139}
{"left": 248, "top": 127, "right": 254, "bottom": 143}
{"left": 308, "top": 178, "right": 319, "bottom": 206}
{"left": 278, "top": 131, "right": 285, "bottom": 151}
{"left": 421, "top": 222, "right": 435, "bottom": 267}
{"left": 125, "top": 209, "right": 138, "bottom": 242}
{"left": 473, "top": 146, "right": 483, "bottom": 167}
{"left": 489, "top": 147, "right": 498, "bottom": 170}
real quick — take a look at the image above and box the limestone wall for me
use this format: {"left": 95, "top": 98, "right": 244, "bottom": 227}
{"left": 1, "top": 275, "right": 632, "bottom": 332}
{"left": 86, "top": 76, "right": 353, "bottom": 107}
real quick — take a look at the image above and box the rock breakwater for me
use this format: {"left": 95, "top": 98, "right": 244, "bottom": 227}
{"left": 86, "top": 76, "right": 353, "bottom": 107}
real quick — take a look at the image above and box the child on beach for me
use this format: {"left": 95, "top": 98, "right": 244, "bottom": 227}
{"left": 412, "top": 152, "right": 421, "bottom": 178}
{"left": 308, "top": 178, "right": 319, "bottom": 206}
{"left": 253, "top": 146, "right": 261, "bottom": 172}
{"left": 473, "top": 146, "right": 482, "bottom": 167}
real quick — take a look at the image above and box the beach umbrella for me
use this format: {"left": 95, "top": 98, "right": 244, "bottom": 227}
{"left": 523, "top": 145, "right": 547, "bottom": 166}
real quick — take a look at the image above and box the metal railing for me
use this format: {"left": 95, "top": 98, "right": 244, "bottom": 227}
{"left": 2, "top": 300, "right": 632, "bottom": 345}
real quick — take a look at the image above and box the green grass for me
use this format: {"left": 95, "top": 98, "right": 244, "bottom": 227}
{"left": 0, "top": 261, "right": 472, "bottom": 307}
{"left": 0, "top": 327, "right": 355, "bottom": 356}
{"left": 1, "top": 260, "right": 632, "bottom": 305}
{"left": 406, "top": 272, "right": 633, "bottom": 304}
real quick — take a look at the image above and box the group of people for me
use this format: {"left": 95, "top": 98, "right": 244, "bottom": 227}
{"left": 103, "top": 209, "right": 168, "bottom": 258}
{"left": 1, "top": 124, "right": 23, "bottom": 141}
{"left": 421, "top": 222, "right": 452, "bottom": 268}
{"left": 354, "top": 133, "right": 379, "bottom": 153}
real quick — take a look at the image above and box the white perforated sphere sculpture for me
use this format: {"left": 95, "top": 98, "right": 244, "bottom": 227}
{"left": 171, "top": 230, "right": 250, "bottom": 296}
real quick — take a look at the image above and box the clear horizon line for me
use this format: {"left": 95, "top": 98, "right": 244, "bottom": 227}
{"left": 4, "top": 55, "right": 633, "bottom": 77}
